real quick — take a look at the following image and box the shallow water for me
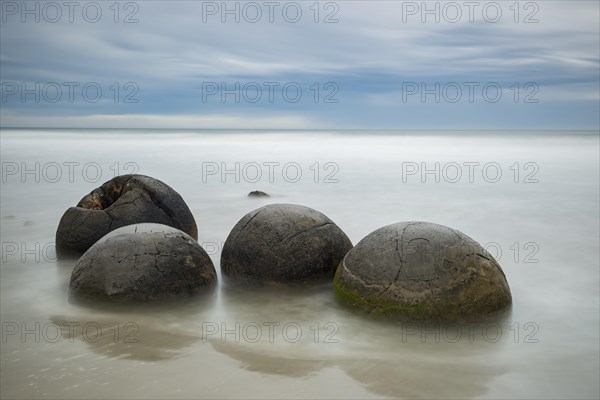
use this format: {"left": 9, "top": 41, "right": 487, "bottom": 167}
{"left": 1, "top": 129, "right": 599, "bottom": 399}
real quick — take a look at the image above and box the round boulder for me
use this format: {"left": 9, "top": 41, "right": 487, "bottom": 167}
{"left": 69, "top": 223, "right": 216, "bottom": 302}
{"left": 221, "top": 204, "right": 352, "bottom": 285}
{"left": 56, "top": 174, "right": 197, "bottom": 258}
{"left": 334, "top": 221, "right": 512, "bottom": 321}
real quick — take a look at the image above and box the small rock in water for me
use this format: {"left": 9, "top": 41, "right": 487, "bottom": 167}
{"left": 247, "top": 191, "right": 270, "bottom": 198}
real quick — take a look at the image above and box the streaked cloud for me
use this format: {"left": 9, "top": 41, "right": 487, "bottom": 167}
{"left": 0, "top": 110, "right": 320, "bottom": 129}
{"left": 1, "top": 0, "right": 598, "bottom": 129}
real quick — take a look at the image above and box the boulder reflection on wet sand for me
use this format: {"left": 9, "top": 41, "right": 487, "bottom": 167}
{"left": 206, "top": 321, "right": 511, "bottom": 399}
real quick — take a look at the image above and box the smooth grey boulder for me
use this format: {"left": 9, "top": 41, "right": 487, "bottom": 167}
{"left": 69, "top": 224, "right": 216, "bottom": 302}
{"left": 56, "top": 175, "right": 197, "bottom": 258}
{"left": 334, "top": 221, "right": 512, "bottom": 321}
{"left": 221, "top": 204, "right": 352, "bottom": 285}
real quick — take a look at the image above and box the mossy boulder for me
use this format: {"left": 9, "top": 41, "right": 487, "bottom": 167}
{"left": 69, "top": 223, "right": 216, "bottom": 302}
{"left": 56, "top": 174, "right": 197, "bottom": 258}
{"left": 221, "top": 203, "right": 352, "bottom": 285}
{"left": 334, "top": 221, "right": 512, "bottom": 321}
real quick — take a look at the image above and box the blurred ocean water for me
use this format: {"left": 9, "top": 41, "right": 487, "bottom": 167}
{"left": 1, "top": 129, "right": 598, "bottom": 399}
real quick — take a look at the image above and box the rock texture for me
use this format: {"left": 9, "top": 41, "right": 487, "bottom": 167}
{"left": 334, "top": 221, "right": 512, "bottom": 321}
{"left": 221, "top": 204, "right": 352, "bottom": 285}
{"left": 69, "top": 224, "right": 216, "bottom": 302}
{"left": 56, "top": 175, "right": 197, "bottom": 258}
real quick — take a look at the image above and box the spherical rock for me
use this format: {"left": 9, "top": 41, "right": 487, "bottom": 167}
{"left": 334, "top": 221, "right": 512, "bottom": 321}
{"left": 69, "top": 223, "right": 216, "bottom": 302}
{"left": 56, "top": 175, "right": 197, "bottom": 258}
{"left": 221, "top": 204, "right": 352, "bottom": 285}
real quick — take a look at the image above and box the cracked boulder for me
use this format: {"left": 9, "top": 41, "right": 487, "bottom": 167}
{"left": 334, "top": 221, "right": 512, "bottom": 321}
{"left": 56, "top": 174, "right": 197, "bottom": 258}
{"left": 221, "top": 204, "right": 352, "bottom": 285}
{"left": 69, "top": 223, "right": 216, "bottom": 302}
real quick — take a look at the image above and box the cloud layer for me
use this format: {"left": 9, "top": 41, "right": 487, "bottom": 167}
{"left": 1, "top": 0, "right": 598, "bottom": 129}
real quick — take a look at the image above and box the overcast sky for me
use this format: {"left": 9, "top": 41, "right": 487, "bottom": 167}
{"left": 1, "top": 0, "right": 598, "bottom": 129}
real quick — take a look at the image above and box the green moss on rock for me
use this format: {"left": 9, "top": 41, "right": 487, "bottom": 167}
{"left": 332, "top": 222, "right": 513, "bottom": 322}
